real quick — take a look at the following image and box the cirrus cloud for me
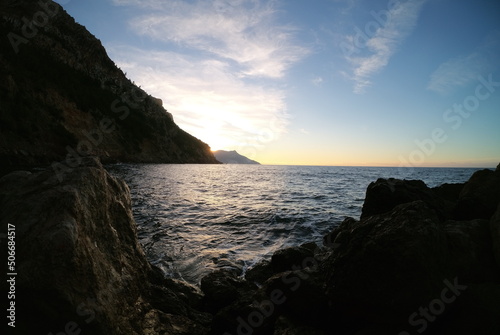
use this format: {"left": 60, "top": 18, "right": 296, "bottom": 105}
{"left": 342, "top": 0, "right": 427, "bottom": 94}
{"left": 108, "top": 0, "right": 308, "bottom": 152}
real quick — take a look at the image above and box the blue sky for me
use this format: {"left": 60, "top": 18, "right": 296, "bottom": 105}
{"left": 57, "top": 0, "right": 500, "bottom": 167}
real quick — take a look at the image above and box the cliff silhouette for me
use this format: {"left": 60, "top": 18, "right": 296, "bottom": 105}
{"left": 0, "top": 0, "right": 219, "bottom": 171}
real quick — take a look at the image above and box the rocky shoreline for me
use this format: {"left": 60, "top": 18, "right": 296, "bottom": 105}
{"left": 1, "top": 159, "right": 499, "bottom": 334}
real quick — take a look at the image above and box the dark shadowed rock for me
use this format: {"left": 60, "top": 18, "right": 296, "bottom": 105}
{"left": 262, "top": 270, "right": 329, "bottom": 329}
{"left": 431, "top": 183, "right": 464, "bottom": 203}
{"left": 324, "top": 200, "right": 500, "bottom": 324}
{"left": 453, "top": 168, "right": 500, "bottom": 220}
{"left": 323, "top": 217, "right": 357, "bottom": 248}
{"left": 360, "top": 178, "right": 452, "bottom": 221}
{"left": 245, "top": 259, "right": 275, "bottom": 285}
{"left": 273, "top": 315, "right": 328, "bottom": 335}
{"left": 0, "top": 157, "right": 209, "bottom": 334}
{"left": 271, "top": 243, "right": 318, "bottom": 273}
{"left": 491, "top": 203, "right": 500, "bottom": 268}
{"left": 208, "top": 292, "right": 276, "bottom": 335}
{"left": 200, "top": 270, "right": 252, "bottom": 314}
{"left": 436, "top": 283, "right": 500, "bottom": 335}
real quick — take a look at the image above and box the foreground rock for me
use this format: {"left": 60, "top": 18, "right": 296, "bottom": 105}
{"left": 0, "top": 158, "right": 210, "bottom": 334}
{"left": 201, "top": 165, "right": 500, "bottom": 334}
{"left": 2, "top": 157, "right": 499, "bottom": 334}
{"left": 453, "top": 166, "right": 500, "bottom": 220}
{"left": 325, "top": 201, "right": 500, "bottom": 324}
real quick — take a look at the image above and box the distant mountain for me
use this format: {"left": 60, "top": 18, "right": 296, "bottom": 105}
{"left": 213, "top": 150, "right": 260, "bottom": 164}
{"left": 0, "top": 0, "right": 219, "bottom": 169}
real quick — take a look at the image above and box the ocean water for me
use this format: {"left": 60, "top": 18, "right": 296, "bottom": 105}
{"left": 107, "top": 164, "right": 482, "bottom": 284}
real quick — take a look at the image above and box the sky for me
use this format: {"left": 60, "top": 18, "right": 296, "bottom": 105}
{"left": 56, "top": 0, "right": 500, "bottom": 167}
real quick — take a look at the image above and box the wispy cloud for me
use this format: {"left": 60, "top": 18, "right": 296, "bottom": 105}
{"left": 108, "top": 46, "right": 289, "bottom": 151}
{"left": 312, "top": 76, "right": 324, "bottom": 86}
{"left": 342, "top": 0, "right": 427, "bottom": 94}
{"left": 427, "top": 30, "right": 500, "bottom": 94}
{"left": 108, "top": 0, "right": 307, "bottom": 151}
{"left": 114, "top": 0, "right": 308, "bottom": 79}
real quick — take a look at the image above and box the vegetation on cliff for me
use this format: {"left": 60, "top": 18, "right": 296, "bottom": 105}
{"left": 0, "top": 0, "right": 219, "bottom": 170}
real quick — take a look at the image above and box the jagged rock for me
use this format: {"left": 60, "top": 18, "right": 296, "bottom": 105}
{"left": 0, "top": 157, "right": 208, "bottom": 334}
{"left": 323, "top": 200, "right": 500, "bottom": 325}
{"left": 360, "top": 178, "right": 452, "bottom": 221}
{"left": 453, "top": 168, "right": 500, "bottom": 220}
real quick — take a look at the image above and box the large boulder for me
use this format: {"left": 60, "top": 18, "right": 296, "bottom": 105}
{"left": 360, "top": 178, "right": 453, "bottom": 221}
{"left": 270, "top": 242, "right": 318, "bottom": 273}
{"left": 323, "top": 200, "right": 500, "bottom": 324}
{"left": 453, "top": 168, "right": 500, "bottom": 220}
{"left": 0, "top": 157, "right": 208, "bottom": 334}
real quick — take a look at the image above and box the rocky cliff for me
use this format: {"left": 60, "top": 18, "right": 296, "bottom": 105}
{"left": 0, "top": 0, "right": 219, "bottom": 171}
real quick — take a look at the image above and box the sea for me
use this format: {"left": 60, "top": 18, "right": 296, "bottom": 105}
{"left": 107, "top": 164, "right": 483, "bottom": 285}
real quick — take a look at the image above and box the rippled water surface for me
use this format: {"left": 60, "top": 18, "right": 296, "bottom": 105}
{"left": 108, "top": 164, "right": 481, "bottom": 284}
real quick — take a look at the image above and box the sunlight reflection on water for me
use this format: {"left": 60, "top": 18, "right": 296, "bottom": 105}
{"left": 108, "top": 164, "right": 480, "bottom": 284}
